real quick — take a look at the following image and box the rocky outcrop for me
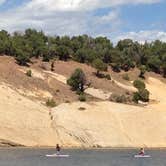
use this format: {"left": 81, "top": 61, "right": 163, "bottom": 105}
{"left": 0, "top": 139, "right": 24, "bottom": 147}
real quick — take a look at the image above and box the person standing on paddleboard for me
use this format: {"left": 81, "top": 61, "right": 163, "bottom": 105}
{"left": 56, "top": 144, "right": 61, "bottom": 155}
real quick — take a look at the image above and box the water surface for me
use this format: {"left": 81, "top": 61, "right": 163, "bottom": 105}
{"left": 0, "top": 148, "right": 165, "bottom": 166}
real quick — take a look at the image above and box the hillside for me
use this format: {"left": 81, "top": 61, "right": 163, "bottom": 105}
{"left": 0, "top": 56, "right": 166, "bottom": 147}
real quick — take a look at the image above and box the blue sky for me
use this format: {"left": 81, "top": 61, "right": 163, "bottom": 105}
{"left": 0, "top": 0, "right": 165, "bottom": 43}
{"left": 121, "top": 3, "right": 166, "bottom": 31}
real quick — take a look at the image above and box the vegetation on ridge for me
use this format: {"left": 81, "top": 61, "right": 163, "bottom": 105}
{"left": 0, "top": 29, "right": 165, "bottom": 78}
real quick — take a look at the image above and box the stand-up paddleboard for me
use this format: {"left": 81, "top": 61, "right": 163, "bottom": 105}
{"left": 46, "top": 154, "right": 69, "bottom": 158}
{"left": 134, "top": 154, "right": 151, "bottom": 158}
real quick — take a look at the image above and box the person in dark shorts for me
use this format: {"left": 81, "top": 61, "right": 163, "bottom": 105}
{"left": 56, "top": 144, "right": 61, "bottom": 155}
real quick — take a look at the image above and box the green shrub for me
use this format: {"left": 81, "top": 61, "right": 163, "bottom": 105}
{"left": 78, "top": 93, "right": 86, "bottom": 102}
{"left": 139, "top": 65, "right": 146, "bottom": 78}
{"left": 95, "top": 73, "right": 105, "bottom": 78}
{"left": 92, "top": 58, "right": 107, "bottom": 76}
{"left": 116, "top": 95, "right": 127, "bottom": 103}
{"left": 15, "top": 52, "right": 30, "bottom": 66}
{"left": 94, "top": 73, "right": 111, "bottom": 80}
{"left": 26, "top": 70, "right": 32, "bottom": 77}
{"left": 132, "top": 89, "right": 149, "bottom": 103}
{"left": 110, "top": 94, "right": 127, "bottom": 103}
{"left": 132, "top": 92, "right": 140, "bottom": 103}
{"left": 105, "top": 74, "right": 111, "bottom": 80}
{"left": 78, "top": 107, "right": 86, "bottom": 110}
{"left": 139, "top": 89, "right": 150, "bottom": 102}
{"left": 111, "top": 63, "right": 121, "bottom": 72}
{"left": 133, "top": 80, "right": 145, "bottom": 90}
{"left": 67, "top": 68, "right": 86, "bottom": 92}
{"left": 122, "top": 74, "right": 130, "bottom": 81}
{"left": 46, "top": 98, "right": 57, "bottom": 107}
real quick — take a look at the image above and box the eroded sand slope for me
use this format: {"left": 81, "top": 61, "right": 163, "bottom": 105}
{"left": 0, "top": 62, "right": 166, "bottom": 147}
{"left": 0, "top": 83, "right": 58, "bottom": 146}
{"left": 51, "top": 77, "right": 166, "bottom": 147}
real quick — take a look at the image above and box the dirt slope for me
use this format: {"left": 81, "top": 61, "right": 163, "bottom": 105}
{"left": 0, "top": 82, "right": 58, "bottom": 146}
{"left": 0, "top": 56, "right": 166, "bottom": 147}
{"left": 51, "top": 100, "right": 166, "bottom": 148}
{"left": 50, "top": 70, "right": 166, "bottom": 148}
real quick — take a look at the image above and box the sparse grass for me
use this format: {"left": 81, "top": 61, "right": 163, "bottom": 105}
{"left": 110, "top": 93, "right": 131, "bottom": 103}
{"left": 46, "top": 98, "right": 57, "bottom": 107}
{"left": 26, "top": 70, "right": 32, "bottom": 77}
{"left": 94, "top": 73, "right": 111, "bottom": 80}
{"left": 56, "top": 89, "right": 60, "bottom": 93}
{"left": 78, "top": 93, "right": 86, "bottom": 102}
{"left": 78, "top": 107, "right": 86, "bottom": 111}
{"left": 105, "top": 74, "right": 111, "bottom": 80}
{"left": 122, "top": 74, "right": 130, "bottom": 81}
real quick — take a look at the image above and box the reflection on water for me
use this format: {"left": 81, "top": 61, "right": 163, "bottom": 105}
{"left": 0, "top": 148, "right": 165, "bottom": 166}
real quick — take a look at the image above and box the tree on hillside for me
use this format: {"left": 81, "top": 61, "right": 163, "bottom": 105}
{"left": 56, "top": 45, "right": 70, "bottom": 61}
{"left": 110, "top": 49, "right": 122, "bottom": 72}
{"left": 139, "top": 88, "right": 150, "bottom": 102}
{"left": 25, "top": 28, "right": 47, "bottom": 58}
{"left": 116, "top": 39, "right": 133, "bottom": 51}
{"left": 15, "top": 49, "right": 30, "bottom": 66}
{"left": 94, "top": 37, "right": 113, "bottom": 51}
{"left": 161, "top": 54, "right": 166, "bottom": 77}
{"left": 162, "top": 63, "right": 166, "bottom": 78}
{"left": 133, "top": 80, "right": 145, "bottom": 90}
{"left": 0, "top": 30, "right": 11, "bottom": 55}
{"left": 101, "top": 48, "right": 112, "bottom": 64}
{"left": 60, "top": 36, "right": 71, "bottom": 47}
{"left": 133, "top": 79, "right": 149, "bottom": 103}
{"left": 139, "top": 65, "right": 146, "bottom": 78}
{"left": 0, "top": 28, "right": 165, "bottom": 78}
{"left": 51, "top": 61, "right": 55, "bottom": 71}
{"left": 67, "top": 68, "right": 86, "bottom": 92}
{"left": 92, "top": 58, "right": 107, "bottom": 77}
{"left": 71, "top": 36, "right": 82, "bottom": 53}
{"left": 147, "top": 56, "right": 161, "bottom": 73}
{"left": 74, "top": 48, "right": 87, "bottom": 63}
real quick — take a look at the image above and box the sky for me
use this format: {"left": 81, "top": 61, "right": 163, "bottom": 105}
{"left": 0, "top": 0, "right": 165, "bottom": 43}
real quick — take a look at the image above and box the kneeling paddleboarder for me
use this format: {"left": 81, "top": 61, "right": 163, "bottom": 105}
{"left": 139, "top": 148, "right": 145, "bottom": 155}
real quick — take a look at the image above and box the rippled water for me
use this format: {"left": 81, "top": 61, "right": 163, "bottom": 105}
{"left": 0, "top": 148, "right": 165, "bottom": 166}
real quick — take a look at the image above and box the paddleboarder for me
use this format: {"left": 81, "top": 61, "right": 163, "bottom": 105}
{"left": 139, "top": 148, "right": 145, "bottom": 155}
{"left": 56, "top": 144, "right": 61, "bottom": 155}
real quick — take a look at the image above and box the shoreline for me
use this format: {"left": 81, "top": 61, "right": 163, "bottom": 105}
{"left": 0, "top": 146, "right": 166, "bottom": 150}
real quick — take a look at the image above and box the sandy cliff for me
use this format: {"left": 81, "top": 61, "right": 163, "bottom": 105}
{"left": 0, "top": 75, "right": 166, "bottom": 147}
{"left": 0, "top": 83, "right": 58, "bottom": 146}
{"left": 50, "top": 77, "right": 166, "bottom": 148}
{"left": 0, "top": 57, "right": 166, "bottom": 147}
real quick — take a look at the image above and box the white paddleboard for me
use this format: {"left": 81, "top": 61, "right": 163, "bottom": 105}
{"left": 46, "top": 154, "right": 69, "bottom": 158}
{"left": 134, "top": 154, "right": 151, "bottom": 158}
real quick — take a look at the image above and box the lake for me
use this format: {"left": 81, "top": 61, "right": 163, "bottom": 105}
{"left": 0, "top": 148, "right": 165, "bottom": 166}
